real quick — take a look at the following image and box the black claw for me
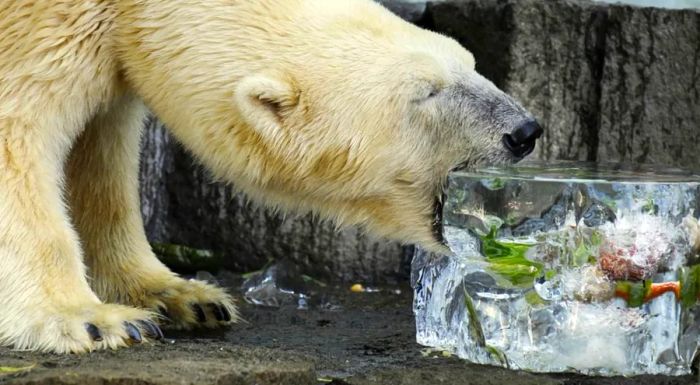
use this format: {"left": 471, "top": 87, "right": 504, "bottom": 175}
{"left": 158, "top": 306, "right": 171, "bottom": 320}
{"left": 192, "top": 304, "right": 206, "bottom": 323}
{"left": 155, "top": 325, "right": 165, "bottom": 340}
{"left": 124, "top": 322, "right": 142, "bottom": 343}
{"left": 209, "top": 303, "right": 224, "bottom": 321}
{"left": 220, "top": 305, "right": 232, "bottom": 322}
{"left": 85, "top": 323, "right": 103, "bottom": 342}
{"left": 137, "top": 320, "right": 164, "bottom": 340}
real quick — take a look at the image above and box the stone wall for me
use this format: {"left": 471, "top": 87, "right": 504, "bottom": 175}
{"left": 426, "top": 0, "right": 700, "bottom": 168}
{"left": 139, "top": 0, "right": 700, "bottom": 283}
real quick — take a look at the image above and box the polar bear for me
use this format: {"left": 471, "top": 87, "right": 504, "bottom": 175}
{"left": 0, "top": 0, "right": 542, "bottom": 352}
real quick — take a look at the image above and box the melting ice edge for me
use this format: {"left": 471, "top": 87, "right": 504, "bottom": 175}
{"left": 412, "top": 167, "right": 700, "bottom": 376}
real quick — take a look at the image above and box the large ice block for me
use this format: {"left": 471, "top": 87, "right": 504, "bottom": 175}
{"left": 412, "top": 162, "right": 700, "bottom": 376}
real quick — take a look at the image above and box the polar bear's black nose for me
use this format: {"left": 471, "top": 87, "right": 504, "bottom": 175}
{"left": 503, "top": 120, "right": 543, "bottom": 158}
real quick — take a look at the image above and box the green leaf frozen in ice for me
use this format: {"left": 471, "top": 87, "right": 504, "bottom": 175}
{"left": 524, "top": 289, "right": 546, "bottom": 306}
{"left": 480, "top": 226, "right": 541, "bottom": 287}
{"left": 463, "top": 285, "right": 510, "bottom": 366}
{"left": 463, "top": 285, "right": 486, "bottom": 347}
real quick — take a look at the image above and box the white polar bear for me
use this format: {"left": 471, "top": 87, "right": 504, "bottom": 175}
{"left": 0, "top": 0, "right": 541, "bottom": 352}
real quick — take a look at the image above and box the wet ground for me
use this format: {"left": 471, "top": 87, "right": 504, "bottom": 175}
{"left": 0, "top": 281, "right": 697, "bottom": 385}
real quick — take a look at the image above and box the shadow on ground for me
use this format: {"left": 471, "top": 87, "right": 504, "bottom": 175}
{"left": 0, "top": 280, "right": 696, "bottom": 385}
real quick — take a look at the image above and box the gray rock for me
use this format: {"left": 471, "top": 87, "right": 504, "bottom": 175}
{"left": 0, "top": 344, "right": 315, "bottom": 385}
{"left": 597, "top": 6, "right": 700, "bottom": 169}
{"left": 427, "top": 0, "right": 700, "bottom": 169}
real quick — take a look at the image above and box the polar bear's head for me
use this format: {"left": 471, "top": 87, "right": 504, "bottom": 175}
{"left": 119, "top": 0, "right": 541, "bottom": 253}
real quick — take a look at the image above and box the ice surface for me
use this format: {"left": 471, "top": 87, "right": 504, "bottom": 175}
{"left": 241, "top": 260, "right": 312, "bottom": 308}
{"left": 412, "top": 161, "right": 700, "bottom": 376}
{"left": 241, "top": 260, "right": 338, "bottom": 310}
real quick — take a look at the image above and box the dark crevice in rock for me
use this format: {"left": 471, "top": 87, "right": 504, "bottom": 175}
{"left": 583, "top": 7, "right": 608, "bottom": 162}
{"left": 139, "top": 117, "right": 174, "bottom": 242}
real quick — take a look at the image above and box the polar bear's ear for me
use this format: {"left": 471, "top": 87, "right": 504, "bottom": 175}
{"left": 234, "top": 74, "right": 299, "bottom": 143}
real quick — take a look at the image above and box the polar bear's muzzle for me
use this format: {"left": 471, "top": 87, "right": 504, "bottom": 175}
{"left": 438, "top": 71, "right": 544, "bottom": 168}
{"left": 502, "top": 119, "right": 543, "bottom": 159}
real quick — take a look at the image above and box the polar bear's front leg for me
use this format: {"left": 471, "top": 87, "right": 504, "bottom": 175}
{"left": 66, "top": 94, "right": 237, "bottom": 330}
{"left": 0, "top": 119, "right": 159, "bottom": 353}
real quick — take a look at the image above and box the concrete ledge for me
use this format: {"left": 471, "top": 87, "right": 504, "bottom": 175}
{"left": 0, "top": 286, "right": 694, "bottom": 385}
{"left": 0, "top": 345, "right": 315, "bottom": 385}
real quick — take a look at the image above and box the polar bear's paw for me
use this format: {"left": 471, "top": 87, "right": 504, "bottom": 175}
{"left": 115, "top": 275, "right": 238, "bottom": 330}
{"left": 4, "top": 303, "right": 161, "bottom": 353}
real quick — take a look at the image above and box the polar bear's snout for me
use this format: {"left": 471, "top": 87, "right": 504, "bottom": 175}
{"left": 502, "top": 119, "right": 543, "bottom": 159}
{"left": 440, "top": 70, "right": 542, "bottom": 168}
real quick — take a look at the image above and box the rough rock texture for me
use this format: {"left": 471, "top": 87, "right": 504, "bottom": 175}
{"left": 426, "top": 0, "right": 700, "bottom": 168}
{"left": 139, "top": 0, "right": 700, "bottom": 283}
{"left": 597, "top": 6, "right": 700, "bottom": 167}
{"left": 0, "top": 344, "right": 315, "bottom": 385}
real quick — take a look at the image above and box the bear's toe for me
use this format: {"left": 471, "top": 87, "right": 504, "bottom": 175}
{"left": 120, "top": 276, "right": 239, "bottom": 330}
{"left": 4, "top": 303, "right": 161, "bottom": 353}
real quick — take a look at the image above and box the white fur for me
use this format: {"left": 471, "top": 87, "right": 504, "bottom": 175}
{"left": 0, "top": 0, "right": 528, "bottom": 352}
